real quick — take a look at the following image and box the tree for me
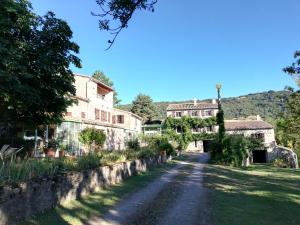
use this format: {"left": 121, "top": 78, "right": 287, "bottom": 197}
{"left": 0, "top": 0, "right": 81, "bottom": 130}
{"left": 283, "top": 51, "right": 300, "bottom": 87}
{"left": 130, "top": 94, "right": 158, "bottom": 122}
{"left": 79, "top": 128, "right": 106, "bottom": 152}
{"left": 93, "top": 0, "right": 157, "bottom": 49}
{"left": 92, "top": 70, "right": 121, "bottom": 105}
{"left": 277, "top": 53, "right": 300, "bottom": 164}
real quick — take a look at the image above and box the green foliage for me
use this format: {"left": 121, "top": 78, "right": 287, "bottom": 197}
{"left": 0, "top": 157, "right": 59, "bottom": 186}
{"left": 216, "top": 109, "right": 225, "bottom": 142}
{"left": 0, "top": 147, "right": 162, "bottom": 186}
{"left": 211, "top": 135, "right": 263, "bottom": 167}
{"left": 136, "top": 148, "right": 159, "bottom": 159}
{"left": 275, "top": 90, "right": 300, "bottom": 165}
{"left": 273, "top": 158, "right": 290, "bottom": 168}
{"left": 0, "top": 0, "right": 81, "bottom": 127}
{"left": 163, "top": 116, "right": 217, "bottom": 150}
{"left": 126, "top": 138, "right": 140, "bottom": 150}
{"left": 79, "top": 128, "right": 106, "bottom": 151}
{"left": 130, "top": 94, "right": 158, "bottom": 122}
{"left": 283, "top": 51, "right": 300, "bottom": 87}
{"left": 158, "top": 142, "right": 176, "bottom": 156}
{"left": 92, "top": 70, "right": 121, "bottom": 105}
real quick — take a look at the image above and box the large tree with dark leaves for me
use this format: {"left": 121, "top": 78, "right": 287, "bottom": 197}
{"left": 0, "top": 0, "right": 81, "bottom": 129}
{"left": 130, "top": 94, "right": 158, "bottom": 123}
{"left": 94, "top": 0, "right": 157, "bottom": 49}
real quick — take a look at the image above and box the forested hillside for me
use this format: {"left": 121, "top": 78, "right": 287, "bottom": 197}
{"left": 118, "top": 90, "right": 290, "bottom": 124}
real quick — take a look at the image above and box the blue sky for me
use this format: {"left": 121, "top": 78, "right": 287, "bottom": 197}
{"left": 31, "top": 0, "right": 300, "bottom": 104}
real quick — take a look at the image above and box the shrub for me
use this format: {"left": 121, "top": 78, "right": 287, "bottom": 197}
{"left": 211, "top": 135, "right": 262, "bottom": 167}
{"left": 159, "top": 142, "right": 176, "bottom": 156}
{"left": 126, "top": 138, "right": 140, "bottom": 150}
{"left": 0, "top": 147, "right": 161, "bottom": 186}
{"left": 79, "top": 128, "right": 106, "bottom": 152}
{"left": 77, "top": 154, "right": 102, "bottom": 170}
{"left": 137, "top": 147, "right": 159, "bottom": 159}
{"left": 273, "top": 158, "right": 290, "bottom": 168}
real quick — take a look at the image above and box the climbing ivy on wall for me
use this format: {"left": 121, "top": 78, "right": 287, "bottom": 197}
{"left": 162, "top": 116, "right": 217, "bottom": 150}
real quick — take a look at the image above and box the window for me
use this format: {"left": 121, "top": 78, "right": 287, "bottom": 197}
{"left": 66, "top": 112, "right": 72, "bottom": 117}
{"left": 194, "top": 141, "right": 198, "bottom": 148}
{"left": 81, "top": 112, "right": 86, "bottom": 119}
{"left": 176, "top": 127, "right": 182, "bottom": 133}
{"left": 112, "top": 115, "right": 116, "bottom": 124}
{"left": 175, "top": 112, "right": 182, "bottom": 117}
{"left": 117, "top": 115, "right": 124, "bottom": 124}
{"left": 192, "top": 111, "right": 199, "bottom": 117}
{"left": 101, "top": 110, "right": 107, "bottom": 122}
{"left": 203, "top": 110, "right": 212, "bottom": 116}
{"left": 95, "top": 109, "right": 100, "bottom": 120}
{"left": 206, "top": 126, "right": 213, "bottom": 132}
{"left": 251, "top": 133, "right": 265, "bottom": 141}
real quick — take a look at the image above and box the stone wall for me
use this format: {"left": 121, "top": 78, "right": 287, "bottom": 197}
{"left": 0, "top": 156, "right": 166, "bottom": 225}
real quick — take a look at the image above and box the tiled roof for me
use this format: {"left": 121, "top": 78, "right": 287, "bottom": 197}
{"left": 225, "top": 120, "right": 273, "bottom": 131}
{"left": 166, "top": 103, "right": 218, "bottom": 111}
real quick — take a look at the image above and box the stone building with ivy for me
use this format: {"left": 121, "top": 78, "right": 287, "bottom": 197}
{"left": 166, "top": 99, "right": 219, "bottom": 151}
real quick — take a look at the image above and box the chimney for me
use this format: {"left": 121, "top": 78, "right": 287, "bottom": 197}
{"left": 193, "top": 98, "right": 197, "bottom": 106}
{"left": 256, "top": 115, "right": 261, "bottom": 121}
{"left": 212, "top": 99, "right": 216, "bottom": 104}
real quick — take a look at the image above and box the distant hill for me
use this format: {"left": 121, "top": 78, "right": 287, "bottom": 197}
{"left": 118, "top": 90, "right": 290, "bottom": 125}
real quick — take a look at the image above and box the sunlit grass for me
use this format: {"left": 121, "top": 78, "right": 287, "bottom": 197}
{"left": 204, "top": 164, "right": 300, "bottom": 225}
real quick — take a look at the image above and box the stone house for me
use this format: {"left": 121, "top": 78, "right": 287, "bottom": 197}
{"left": 225, "top": 118, "right": 276, "bottom": 163}
{"left": 166, "top": 99, "right": 219, "bottom": 151}
{"left": 166, "top": 101, "right": 276, "bottom": 156}
{"left": 56, "top": 74, "right": 142, "bottom": 154}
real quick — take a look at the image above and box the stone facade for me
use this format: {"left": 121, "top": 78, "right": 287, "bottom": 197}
{"left": 166, "top": 99, "right": 218, "bottom": 119}
{"left": 166, "top": 99, "right": 218, "bottom": 151}
{"left": 56, "top": 74, "right": 142, "bottom": 153}
{"left": 0, "top": 157, "right": 166, "bottom": 225}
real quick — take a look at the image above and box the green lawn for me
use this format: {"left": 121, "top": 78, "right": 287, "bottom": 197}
{"left": 204, "top": 164, "right": 300, "bottom": 225}
{"left": 20, "top": 162, "right": 177, "bottom": 225}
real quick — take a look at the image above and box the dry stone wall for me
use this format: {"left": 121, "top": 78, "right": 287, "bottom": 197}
{"left": 0, "top": 156, "right": 166, "bottom": 225}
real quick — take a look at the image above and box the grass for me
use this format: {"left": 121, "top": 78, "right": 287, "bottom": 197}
{"left": 20, "top": 161, "right": 177, "bottom": 225}
{"left": 204, "top": 163, "right": 300, "bottom": 225}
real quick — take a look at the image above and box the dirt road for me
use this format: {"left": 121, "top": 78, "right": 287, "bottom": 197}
{"left": 87, "top": 153, "right": 211, "bottom": 225}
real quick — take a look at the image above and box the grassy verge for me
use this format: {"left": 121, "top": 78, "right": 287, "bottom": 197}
{"left": 20, "top": 161, "right": 177, "bottom": 225}
{"left": 204, "top": 164, "right": 300, "bottom": 225}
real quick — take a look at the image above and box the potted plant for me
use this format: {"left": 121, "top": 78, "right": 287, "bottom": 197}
{"left": 59, "top": 144, "right": 66, "bottom": 158}
{"left": 43, "top": 140, "right": 57, "bottom": 157}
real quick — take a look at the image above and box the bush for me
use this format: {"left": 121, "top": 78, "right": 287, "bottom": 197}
{"left": 159, "top": 142, "right": 176, "bottom": 156}
{"left": 137, "top": 147, "right": 159, "bottom": 159}
{"left": 0, "top": 147, "right": 162, "bottom": 186}
{"left": 126, "top": 138, "right": 140, "bottom": 150}
{"left": 79, "top": 128, "right": 106, "bottom": 152}
{"left": 273, "top": 158, "right": 290, "bottom": 168}
{"left": 211, "top": 135, "right": 262, "bottom": 167}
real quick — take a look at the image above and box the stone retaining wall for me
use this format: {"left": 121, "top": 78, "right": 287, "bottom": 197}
{"left": 0, "top": 156, "right": 166, "bottom": 225}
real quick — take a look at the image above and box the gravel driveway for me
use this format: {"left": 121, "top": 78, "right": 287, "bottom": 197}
{"left": 87, "top": 153, "right": 211, "bottom": 225}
